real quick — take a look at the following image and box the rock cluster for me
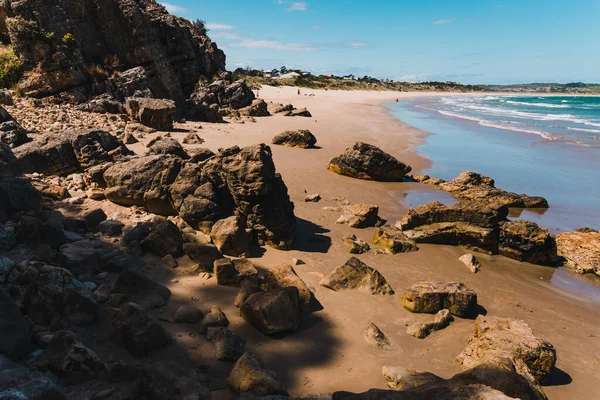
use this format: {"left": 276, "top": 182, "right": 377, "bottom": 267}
{"left": 556, "top": 231, "right": 600, "bottom": 277}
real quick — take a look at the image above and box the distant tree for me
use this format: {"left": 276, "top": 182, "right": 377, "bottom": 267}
{"left": 192, "top": 19, "right": 208, "bottom": 36}
{"left": 280, "top": 66, "right": 288, "bottom": 75}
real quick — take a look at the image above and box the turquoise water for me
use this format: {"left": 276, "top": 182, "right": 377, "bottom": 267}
{"left": 388, "top": 96, "right": 600, "bottom": 233}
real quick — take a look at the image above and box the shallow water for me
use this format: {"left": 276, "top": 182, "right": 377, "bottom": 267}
{"left": 389, "top": 97, "right": 600, "bottom": 233}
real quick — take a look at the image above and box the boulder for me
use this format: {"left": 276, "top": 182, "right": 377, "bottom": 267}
{"left": 334, "top": 204, "right": 381, "bottom": 228}
{"left": 0, "top": 144, "right": 41, "bottom": 221}
{"left": 148, "top": 137, "right": 190, "bottom": 159}
{"left": 235, "top": 281, "right": 263, "bottom": 308}
{"left": 556, "top": 231, "right": 600, "bottom": 276}
{"left": 188, "top": 147, "right": 216, "bottom": 163}
{"left": 263, "top": 264, "right": 312, "bottom": 308}
{"left": 206, "top": 327, "right": 246, "bottom": 361}
{"left": 214, "top": 258, "right": 258, "bottom": 287}
{"left": 0, "top": 355, "right": 65, "bottom": 400}
{"left": 226, "top": 352, "right": 288, "bottom": 396}
{"left": 320, "top": 257, "right": 394, "bottom": 295}
{"left": 83, "top": 208, "right": 107, "bottom": 231}
{"left": 406, "top": 309, "right": 454, "bottom": 339}
{"left": 19, "top": 264, "right": 98, "bottom": 329}
{"left": 381, "top": 366, "right": 444, "bottom": 391}
{"left": 34, "top": 330, "right": 102, "bottom": 383}
{"left": 78, "top": 93, "right": 125, "bottom": 114}
{"left": 110, "top": 303, "right": 169, "bottom": 357}
{"left": 173, "top": 305, "right": 204, "bottom": 324}
{"left": 210, "top": 215, "right": 251, "bottom": 257}
{"left": 459, "top": 254, "right": 481, "bottom": 273}
{"left": 0, "top": 106, "right": 29, "bottom": 148}
{"left": 272, "top": 130, "right": 317, "bottom": 149}
{"left": 305, "top": 193, "right": 321, "bottom": 202}
{"left": 241, "top": 99, "right": 270, "bottom": 117}
{"left": 0, "top": 256, "right": 15, "bottom": 284}
{"left": 401, "top": 281, "right": 477, "bottom": 317}
{"left": 498, "top": 221, "right": 557, "bottom": 266}
{"left": 365, "top": 323, "right": 391, "bottom": 349}
{"left": 290, "top": 108, "right": 312, "bottom": 117}
{"left": 192, "top": 80, "right": 255, "bottom": 110}
{"left": 57, "top": 239, "right": 115, "bottom": 279}
{"left": 141, "top": 219, "right": 184, "bottom": 257}
{"left": 457, "top": 315, "right": 557, "bottom": 383}
{"left": 372, "top": 226, "right": 418, "bottom": 254}
{"left": 104, "top": 253, "right": 145, "bottom": 273}
{"left": 184, "top": 243, "right": 223, "bottom": 272}
{"left": 327, "top": 142, "right": 411, "bottom": 182}
{"left": 96, "top": 219, "right": 124, "bottom": 237}
{"left": 126, "top": 98, "right": 176, "bottom": 131}
{"left": 14, "top": 130, "right": 130, "bottom": 176}
{"left": 111, "top": 269, "right": 171, "bottom": 311}
{"left": 0, "top": 290, "right": 31, "bottom": 360}
{"left": 240, "top": 288, "right": 301, "bottom": 335}
{"left": 132, "top": 362, "right": 211, "bottom": 400}
{"left": 343, "top": 234, "right": 371, "bottom": 254}
{"left": 199, "top": 305, "right": 229, "bottom": 334}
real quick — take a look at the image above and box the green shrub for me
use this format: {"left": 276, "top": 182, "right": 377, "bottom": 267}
{"left": 6, "top": 17, "right": 54, "bottom": 42}
{"left": 62, "top": 33, "right": 75, "bottom": 44}
{"left": 87, "top": 64, "right": 109, "bottom": 82}
{"left": 0, "top": 46, "right": 22, "bottom": 88}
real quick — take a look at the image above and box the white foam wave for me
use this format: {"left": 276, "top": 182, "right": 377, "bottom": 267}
{"left": 505, "top": 100, "right": 571, "bottom": 109}
{"left": 567, "top": 127, "right": 600, "bottom": 134}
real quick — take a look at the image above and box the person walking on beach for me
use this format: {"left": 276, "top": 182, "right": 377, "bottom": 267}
{"left": 298, "top": 89, "right": 300, "bottom": 96}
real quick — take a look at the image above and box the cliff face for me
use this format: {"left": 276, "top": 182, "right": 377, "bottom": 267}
{"left": 0, "top": 0, "right": 226, "bottom": 104}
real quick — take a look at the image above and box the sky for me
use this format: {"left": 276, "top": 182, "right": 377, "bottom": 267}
{"left": 159, "top": 0, "right": 600, "bottom": 84}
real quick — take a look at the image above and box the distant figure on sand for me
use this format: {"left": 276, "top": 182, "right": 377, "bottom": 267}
{"left": 298, "top": 89, "right": 301, "bottom": 95}
{"left": 396, "top": 98, "right": 399, "bottom": 102}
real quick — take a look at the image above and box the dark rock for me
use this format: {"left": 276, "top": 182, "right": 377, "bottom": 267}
{"left": 263, "top": 264, "right": 312, "bottom": 308}
{"left": 402, "top": 281, "right": 477, "bottom": 317}
{"left": 240, "top": 288, "right": 301, "bottom": 335}
{"left": 342, "top": 234, "right": 371, "bottom": 254}
{"left": 132, "top": 362, "right": 211, "bottom": 400}
{"left": 235, "top": 280, "right": 262, "bottom": 308}
{"left": 327, "top": 142, "right": 411, "bottom": 182}
{"left": 0, "top": 106, "right": 29, "bottom": 148}
{"left": 192, "top": 80, "right": 255, "bottom": 110}
{"left": 141, "top": 219, "right": 184, "bottom": 257}
{"left": 214, "top": 258, "right": 258, "bottom": 287}
{"left": 126, "top": 97, "right": 176, "bottom": 131}
{"left": 104, "top": 253, "right": 145, "bottom": 273}
{"left": 111, "top": 269, "right": 171, "bottom": 311}
{"left": 320, "top": 257, "right": 394, "bottom": 295}
{"left": 77, "top": 93, "right": 125, "bottom": 114}
{"left": 0, "top": 355, "right": 65, "bottom": 400}
{"left": 206, "top": 327, "right": 246, "bottom": 361}
{"left": 83, "top": 208, "right": 107, "bottom": 231}
{"left": 58, "top": 239, "right": 114, "bottom": 279}
{"left": 148, "top": 137, "right": 189, "bottom": 159}
{"left": 173, "top": 305, "right": 204, "bottom": 324}
{"left": 498, "top": 221, "right": 558, "bottom": 266}
{"left": 184, "top": 243, "right": 223, "bottom": 272}
{"left": 227, "top": 352, "right": 288, "bottom": 396}
{"left": 188, "top": 147, "right": 215, "bottom": 163}
{"left": 0, "top": 144, "right": 41, "bottom": 222}
{"left": 241, "top": 99, "right": 270, "bottom": 117}
{"left": 290, "top": 108, "right": 312, "bottom": 117}
{"left": 96, "top": 219, "right": 124, "bottom": 237}
{"left": 0, "top": 290, "right": 31, "bottom": 360}
{"left": 110, "top": 303, "right": 169, "bottom": 357}
{"left": 210, "top": 215, "right": 251, "bottom": 257}
{"left": 199, "top": 305, "right": 229, "bottom": 334}
{"left": 272, "top": 130, "right": 317, "bottom": 148}
{"left": 372, "top": 226, "right": 418, "bottom": 254}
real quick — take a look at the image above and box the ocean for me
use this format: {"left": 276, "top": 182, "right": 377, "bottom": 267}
{"left": 388, "top": 95, "right": 600, "bottom": 233}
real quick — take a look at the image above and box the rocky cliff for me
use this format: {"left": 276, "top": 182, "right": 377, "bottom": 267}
{"left": 0, "top": 0, "right": 226, "bottom": 104}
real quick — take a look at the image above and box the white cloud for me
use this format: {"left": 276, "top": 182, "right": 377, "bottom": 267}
{"left": 433, "top": 19, "right": 453, "bottom": 25}
{"left": 287, "top": 2, "right": 308, "bottom": 11}
{"left": 206, "top": 23, "right": 234, "bottom": 30}
{"left": 348, "top": 41, "right": 367, "bottom": 49}
{"left": 160, "top": 2, "right": 188, "bottom": 14}
{"left": 312, "top": 25, "right": 325, "bottom": 30}
{"left": 212, "top": 32, "right": 315, "bottom": 51}
{"left": 397, "top": 74, "right": 431, "bottom": 82}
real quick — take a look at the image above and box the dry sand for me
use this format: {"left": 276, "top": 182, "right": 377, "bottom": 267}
{"left": 94, "top": 86, "right": 600, "bottom": 399}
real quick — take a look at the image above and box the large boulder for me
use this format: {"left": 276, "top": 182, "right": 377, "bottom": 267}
{"left": 335, "top": 203, "right": 381, "bottom": 228}
{"left": 192, "top": 80, "right": 255, "bottom": 110}
{"left": 320, "top": 257, "right": 394, "bottom": 295}
{"left": 271, "top": 130, "right": 317, "bottom": 149}
{"left": 111, "top": 269, "right": 171, "bottom": 311}
{"left": 206, "top": 327, "right": 246, "bottom": 361}
{"left": 0, "top": 355, "right": 66, "bottom": 400}
{"left": 372, "top": 225, "right": 418, "bottom": 254}
{"left": 240, "top": 99, "right": 270, "bottom": 117}
{"left": 2, "top": 0, "right": 225, "bottom": 102}
{"left": 14, "top": 130, "right": 131, "bottom": 176}
{"left": 498, "top": 221, "right": 557, "bottom": 266}
{"left": 226, "top": 352, "right": 288, "bottom": 396}
{"left": 0, "top": 290, "right": 31, "bottom": 360}
{"left": 402, "top": 281, "right": 477, "bottom": 318}
{"left": 110, "top": 303, "right": 169, "bottom": 357}
{"left": 327, "top": 142, "right": 412, "bottom": 182}
{"left": 0, "top": 143, "right": 41, "bottom": 222}
{"left": 240, "top": 288, "right": 301, "bottom": 335}
{"left": 0, "top": 106, "right": 29, "bottom": 148}
{"left": 556, "top": 231, "right": 600, "bottom": 277}
{"left": 148, "top": 137, "right": 190, "bottom": 159}
{"left": 457, "top": 315, "right": 557, "bottom": 383}
{"left": 263, "top": 264, "right": 312, "bottom": 308}
{"left": 141, "top": 219, "right": 184, "bottom": 257}
{"left": 132, "top": 362, "right": 211, "bottom": 400}
{"left": 214, "top": 258, "right": 258, "bottom": 287}
{"left": 210, "top": 215, "right": 251, "bottom": 257}
{"left": 126, "top": 98, "right": 176, "bottom": 131}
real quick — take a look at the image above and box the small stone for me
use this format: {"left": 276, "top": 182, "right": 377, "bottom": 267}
{"left": 162, "top": 254, "right": 178, "bottom": 268}
{"left": 292, "top": 258, "right": 306, "bottom": 266}
{"left": 407, "top": 309, "right": 454, "bottom": 339}
{"left": 459, "top": 254, "right": 481, "bottom": 273}
{"left": 365, "top": 322, "right": 391, "bottom": 349}
{"left": 199, "top": 305, "right": 229, "bottom": 333}
{"left": 174, "top": 305, "right": 204, "bottom": 324}
{"left": 304, "top": 193, "right": 321, "bottom": 202}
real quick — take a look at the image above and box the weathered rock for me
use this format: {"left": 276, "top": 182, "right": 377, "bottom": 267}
{"left": 110, "top": 303, "right": 169, "bottom": 357}
{"left": 96, "top": 219, "right": 124, "bottom": 237}
{"left": 498, "top": 221, "right": 557, "bottom": 266}
{"left": 126, "top": 98, "right": 176, "bottom": 131}
{"left": 407, "top": 309, "right": 454, "bottom": 339}
{"left": 457, "top": 316, "right": 556, "bottom": 383}
{"left": 192, "top": 80, "right": 255, "bottom": 110}
{"left": 188, "top": 147, "right": 215, "bottom": 163}
{"left": 0, "top": 290, "right": 30, "bottom": 360}
{"left": 182, "top": 132, "right": 204, "bottom": 144}
{"left": 556, "top": 231, "right": 600, "bottom": 277}
{"left": 206, "top": 327, "right": 246, "bottom": 361}
{"left": 227, "top": 352, "right": 288, "bottom": 396}
{"left": 214, "top": 258, "right": 258, "bottom": 287}
{"left": 111, "top": 269, "right": 171, "bottom": 311}
{"left": 272, "top": 130, "right": 317, "bottom": 149}
{"left": 132, "top": 362, "right": 211, "bottom": 400}
{"left": 399, "top": 200, "right": 509, "bottom": 254}
{"left": 3, "top": 0, "right": 225, "bottom": 102}
{"left": 210, "top": 215, "right": 251, "bottom": 257}
{"left": 402, "top": 281, "right": 477, "bottom": 317}
{"left": 199, "top": 305, "right": 229, "bottom": 334}
{"left": 240, "top": 288, "right": 301, "bottom": 335}
{"left": 0, "top": 106, "right": 29, "bottom": 148}
{"left": 241, "top": 99, "right": 270, "bottom": 117}
{"left": 305, "top": 193, "right": 321, "bottom": 202}
{"left": 263, "top": 264, "right": 312, "bottom": 307}
{"left": 365, "top": 323, "right": 391, "bottom": 349}
{"left": 0, "top": 256, "right": 16, "bottom": 284}
{"left": 381, "top": 366, "right": 444, "bottom": 391}
{"left": 58, "top": 239, "right": 115, "bottom": 279}
{"left": 320, "top": 257, "right": 394, "bottom": 295}
{"left": 104, "top": 253, "right": 145, "bottom": 273}
{"left": 17, "top": 263, "right": 98, "bottom": 329}
{"left": 327, "top": 142, "right": 412, "bottom": 182}
{"left": 372, "top": 226, "right": 418, "bottom": 254}
{"left": 0, "top": 145, "right": 41, "bottom": 222}
{"left": 235, "top": 280, "right": 262, "bottom": 308}
{"left": 141, "top": 219, "right": 184, "bottom": 257}
{"left": 173, "top": 305, "right": 204, "bottom": 324}
{"left": 459, "top": 254, "right": 481, "bottom": 273}
{"left": 83, "top": 208, "right": 107, "bottom": 231}
{"left": 0, "top": 355, "right": 66, "bottom": 400}
{"left": 14, "top": 130, "right": 130, "bottom": 176}
{"left": 342, "top": 234, "right": 371, "bottom": 254}
{"left": 184, "top": 243, "right": 223, "bottom": 272}
{"left": 104, "top": 155, "right": 182, "bottom": 215}
{"left": 290, "top": 108, "right": 312, "bottom": 117}
{"left": 78, "top": 93, "right": 125, "bottom": 114}
{"left": 34, "top": 330, "right": 102, "bottom": 383}
{"left": 335, "top": 204, "right": 381, "bottom": 228}
{"left": 148, "top": 137, "right": 189, "bottom": 159}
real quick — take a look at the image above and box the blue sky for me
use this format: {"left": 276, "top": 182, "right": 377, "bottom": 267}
{"left": 160, "top": 0, "right": 600, "bottom": 84}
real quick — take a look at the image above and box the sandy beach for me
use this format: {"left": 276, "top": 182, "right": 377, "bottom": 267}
{"left": 113, "top": 86, "right": 600, "bottom": 399}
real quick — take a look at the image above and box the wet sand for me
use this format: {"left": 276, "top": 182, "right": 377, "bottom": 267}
{"left": 103, "top": 86, "right": 600, "bottom": 399}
